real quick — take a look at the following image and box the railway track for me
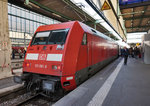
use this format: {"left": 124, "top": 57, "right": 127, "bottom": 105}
{"left": 15, "top": 93, "right": 53, "bottom": 106}
{"left": 0, "top": 87, "right": 64, "bottom": 106}
{"left": 0, "top": 87, "right": 26, "bottom": 105}
{"left": 0, "top": 89, "right": 52, "bottom": 106}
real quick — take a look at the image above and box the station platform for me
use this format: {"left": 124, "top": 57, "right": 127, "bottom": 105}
{"left": 54, "top": 57, "right": 150, "bottom": 106}
{"left": 0, "top": 68, "right": 23, "bottom": 97}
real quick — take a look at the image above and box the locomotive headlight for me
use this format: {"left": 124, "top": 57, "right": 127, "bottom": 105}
{"left": 52, "top": 65, "right": 61, "bottom": 70}
{"left": 52, "top": 65, "right": 57, "bottom": 70}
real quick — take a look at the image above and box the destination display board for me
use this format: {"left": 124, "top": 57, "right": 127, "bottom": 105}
{"left": 119, "top": 0, "right": 150, "bottom": 5}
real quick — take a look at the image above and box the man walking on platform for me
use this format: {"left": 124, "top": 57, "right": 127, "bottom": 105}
{"left": 122, "top": 47, "right": 129, "bottom": 65}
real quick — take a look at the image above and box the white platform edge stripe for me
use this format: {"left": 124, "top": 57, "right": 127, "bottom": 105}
{"left": 88, "top": 59, "right": 124, "bottom": 106}
{"left": 47, "top": 54, "right": 63, "bottom": 61}
{"left": 26, "top": 53, "right": 39, "bottom": 60}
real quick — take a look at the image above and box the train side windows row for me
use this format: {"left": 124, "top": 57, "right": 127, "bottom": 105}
{"left": 82, "top": 33, "right": 87, "bottom": 45}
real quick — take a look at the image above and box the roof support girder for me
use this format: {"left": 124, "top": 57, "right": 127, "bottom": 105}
{"left": 29, "top": 0, "right": 73, "bottom": 21}
{"left": 124, "top": 15, "right": 150, "bottom": 20}
{"left": 126, "top": 26, "right": 150, "bottom": 29}
{"left": 138, "top": 6, "right": 148, "bottom": 28}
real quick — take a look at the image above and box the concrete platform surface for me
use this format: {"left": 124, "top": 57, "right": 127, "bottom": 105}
{"left": 0, "top": 84, "right": 23, "bottom": 98}
{"left": 0, "top": 68, "right": 23, "bottom": 97}
{"left": 53, "top": 57, "right": 150, "bottom": 106}
{"left": 0, "top": 68, "right": 22, "bottom": 89}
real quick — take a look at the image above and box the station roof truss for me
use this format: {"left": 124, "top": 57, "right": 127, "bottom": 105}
{"left": 8, "top": 0, "right": 117, "bottom": 38}
{"left": 120, "top": 1, "right": 150, "bottom": 33}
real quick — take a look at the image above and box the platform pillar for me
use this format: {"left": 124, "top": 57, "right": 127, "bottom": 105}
{"left": 143, "top": 34, "right": 150, "bottom": 64}
{"left": 0, "top": 0, "right": 12, "bottom": 79}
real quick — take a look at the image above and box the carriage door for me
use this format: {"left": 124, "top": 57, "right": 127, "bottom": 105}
{"left": 79, "top": 33, "right": 88, "bottom": 68}
{"left": 76, "top": 33, "right": 88, "bottom": 70}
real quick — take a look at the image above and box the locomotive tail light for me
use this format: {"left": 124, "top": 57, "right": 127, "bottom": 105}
{"left": 57, "top": 65, "right": 61, "bottom": 70}
{"left": 26, "top": 63, "right": 30, "bottom": 67}
{"left": 23, "top": 62, "right": 31, "bottom": 67}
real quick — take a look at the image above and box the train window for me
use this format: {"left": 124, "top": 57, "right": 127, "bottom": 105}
{"left": 31, "top": 31, "right": 50, "bottom": 45}
{"left": 82, "top": 33, "right": 87, "bottom": 45}
{"left": 91, "top": 29, "right": 97, "bottom": 33}
{"left": 48, "top": 29, "right": 69, "bottom": 44}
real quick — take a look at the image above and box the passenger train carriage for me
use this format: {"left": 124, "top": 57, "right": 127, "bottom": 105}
{"left": 14, "top": 21, "right": 118, "bottom": 94}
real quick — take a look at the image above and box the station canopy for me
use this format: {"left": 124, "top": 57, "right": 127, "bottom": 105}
{"left": 8, "top": 0, "right": 107, "bottom": 33}
{"left": 120, "top": 0, "right": 150, "bottom": 33}
{"left": 9, "top": 0, "right": 121, "bottom": 40}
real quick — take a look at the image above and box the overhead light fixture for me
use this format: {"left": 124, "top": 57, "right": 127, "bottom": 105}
{"left": 52, "top": 13, "right": 62, "bottom": 18}
{"left": 29, "top": 2, "right": 40, "bottom": 8}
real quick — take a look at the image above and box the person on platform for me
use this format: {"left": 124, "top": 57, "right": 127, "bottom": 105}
{"left": 18, "top": 49, "right": 22, "bottom": 59}
{"left": 24, "top": 48, "right": 26, "bottom": 58}
{"left": 129, "top": 47, "right": 134, "bottom": 58}
{"left": 12, "top": 49, "right": 15, "bottom": 59}
{"left": 122, "top": 47, "right": 129, "bottom": 65}
{"left": 120, "top": 48, "right": 124, "bottom": 57}
{"left": 134, "top": 47, "right": 140, "bottom": 59}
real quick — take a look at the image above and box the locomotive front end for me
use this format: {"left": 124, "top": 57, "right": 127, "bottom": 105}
{"left": 14, "top": 27, "right": 70, "bottom": 94}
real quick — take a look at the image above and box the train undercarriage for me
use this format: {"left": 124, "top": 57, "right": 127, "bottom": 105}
{"left": 14, "top": 72, "right": 62, "bottom": 95}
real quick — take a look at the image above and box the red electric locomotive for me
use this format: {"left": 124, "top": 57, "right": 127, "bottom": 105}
{"left": 14, "top": 21, "right": 118, "bottom": 94}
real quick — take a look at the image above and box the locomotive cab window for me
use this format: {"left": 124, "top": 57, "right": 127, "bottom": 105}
{"left": 48, "top": 29, "right": 69, "bottom": 44}
{"left": 31, "top": 31, "right": 50, "bottom": 45}
{"left": 82, "top": 33, "right": 87, "bottom": 45}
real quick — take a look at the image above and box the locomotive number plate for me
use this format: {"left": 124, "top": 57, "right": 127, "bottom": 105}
{"left": 35, "top": 64, "right": 47, "bottom": 69}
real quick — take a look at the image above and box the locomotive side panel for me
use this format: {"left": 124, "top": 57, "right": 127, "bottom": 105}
{"left": 91, "top": 35, "right": 105, "bottom": 64}
{"left": 75, "top": 33, "right": 90, "bottom": 84}
{"left": 61, "top": 22, "right": 84, "bottom": 90}
{"left": 74, "top": 26, "right": 118, "bottom": 86}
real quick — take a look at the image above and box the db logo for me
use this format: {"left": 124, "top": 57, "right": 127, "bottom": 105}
{"left": 38, "top": 54, "right": 47, "bottom": 60}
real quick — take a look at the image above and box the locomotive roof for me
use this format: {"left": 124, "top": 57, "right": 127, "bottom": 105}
{"left": 37, "top": 21, "right": 115, "bottom": 42}
{"left": 78, "top": 21, "right": 114, "bottom": 42}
